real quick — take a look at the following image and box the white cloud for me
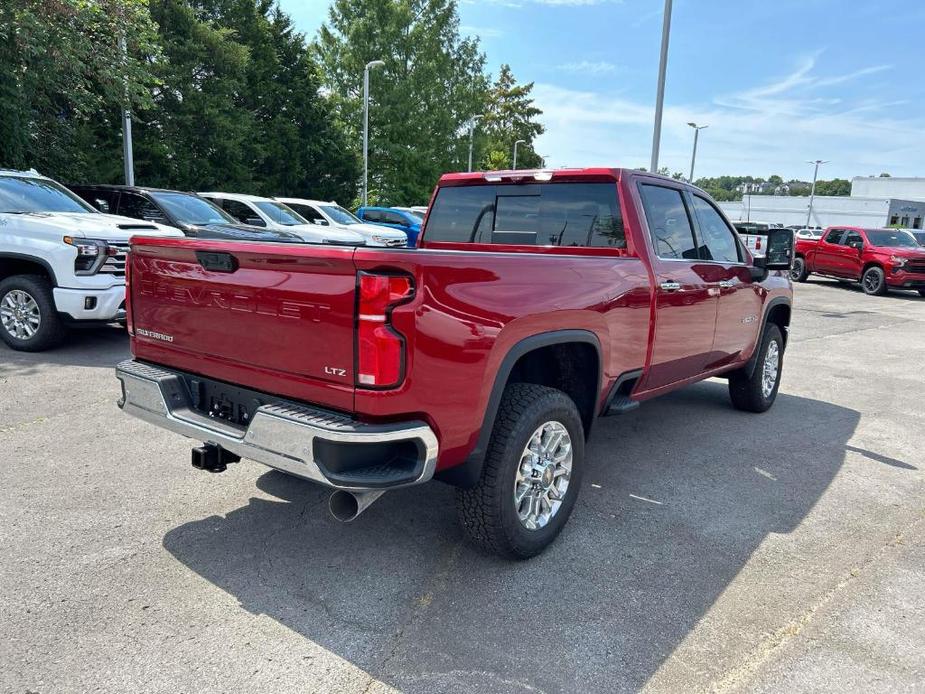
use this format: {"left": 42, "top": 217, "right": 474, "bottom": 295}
{"left": 556, "top": 60, "right": 620, "bottom": 74}
{"left": 531, "top": 58, "right": 924, "bottom": 178}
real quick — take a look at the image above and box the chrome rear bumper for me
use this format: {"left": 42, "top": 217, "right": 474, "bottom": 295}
{"left": 115, "top": 359, "right": 438, "bottom": 491}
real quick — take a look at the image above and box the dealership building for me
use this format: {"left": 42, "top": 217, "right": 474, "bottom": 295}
{"left": 719, "top": 176, "right": 925, "bottom": 230}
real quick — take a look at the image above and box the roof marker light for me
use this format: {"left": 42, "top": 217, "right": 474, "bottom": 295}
{"left": 484, "top": 174, "right": 502, "bottom": 182}
{"left": 533, "top": 171, "right": 553, "bottom": 181}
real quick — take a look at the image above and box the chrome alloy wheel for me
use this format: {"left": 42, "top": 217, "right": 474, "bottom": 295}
{"left": 789, "top": 258, "right": 804, "bottom": 281}
{"left": 762, "top": 339, "right": 780, "bottom": 399}
{"left": 0, "top": 290, "right": 41, "bottom": 340}
{"left": 514, "top": 421, "right": 572, "bottom": 530}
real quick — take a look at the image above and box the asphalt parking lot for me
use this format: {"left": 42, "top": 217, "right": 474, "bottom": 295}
{"left": 2, "top": 279, "right": 923, "bottom": 693}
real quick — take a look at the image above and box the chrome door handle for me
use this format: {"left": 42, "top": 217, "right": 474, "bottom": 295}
{"left": 718, "top": 280, "right": 735, "bottom": 289}
{"left": 659, "top": 281, "right": 682, "bottom": 292}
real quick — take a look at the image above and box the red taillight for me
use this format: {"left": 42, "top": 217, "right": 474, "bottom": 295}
{"left": 124, "top": 250, "right": 134, "bottom": 336}
{"left": 357, "top": 272, "right": 414, "bottom": 388}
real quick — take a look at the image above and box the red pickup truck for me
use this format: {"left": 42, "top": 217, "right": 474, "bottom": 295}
{"left": 792, "top": 226, "right": 925, "bottom": 296}
{"left": 116, "top": 169, "right": 793, "bottom": 558}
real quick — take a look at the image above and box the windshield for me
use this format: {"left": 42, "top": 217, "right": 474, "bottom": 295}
{"left": 912, "top": 231, "right": 925, "bottom": 246}
{"left": 406, "top": 210, "right": 425, "bottom": 221}
{"left": 150, "top": 191, "right": 234, "bottom": 226}
{"left": 320, "top": 205, "right": 361, "bottom": 225}
{"left": 865, "top": 229, "right": 918, "bottom": 247}
{"left": 0, "top": 176, "right": 95, "bottom": 214}
{"left": 254, "top": 201, "right": 307, "bottom": 226}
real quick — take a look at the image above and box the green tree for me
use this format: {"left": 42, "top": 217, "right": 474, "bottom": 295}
{"left": 478, "top": 64, "right": 544, "bottom": 171}
{"left": 316, "top": 0, "right": 489, "bottom": 205}
{"left": 0, "top": 0, "right": 161, "bottom": 181}
{"left": 814, "top": 178, "right": 850, "bottom": 196}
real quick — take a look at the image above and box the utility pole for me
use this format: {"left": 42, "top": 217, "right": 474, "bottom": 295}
{"left": 805, "top": 159, "right": 829, "bottom": 228}
{"left": 512, "top": 139, "right": 525, "bottom": 170}
{"left": 687, "top": 122, "right": 707, "bottom": 182}
{"left": 120, "top": 35, "right": 134, "bottom": 186}
{"left": 467, "top": 115, "right": 484, "bottom": 172}
{"left": 649, "top": 0, "right": 673, "bottom": 173}
{"left": 362, "top": 60, "right": 385, "bottom": 207}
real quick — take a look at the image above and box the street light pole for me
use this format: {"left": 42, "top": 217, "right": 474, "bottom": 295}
{"left": 512, "top": 139, "right": 525, "bottom": 170}
{"left": 805, "top": 159, "right": 829, "bottom": 228}
{"left": 687, "top": 122, "right": 707, "bottom": 183}
{"left": 649, "top": 0, "right": 673, "bottom": 173}
{"left": 120, "top": 35, "right": 134, "bottom": 186}
{"left": 362, "top": 59, "right": 385, "bottom": 207}
{"left": 467, "top": 114, "right": 484, "bottom": 172}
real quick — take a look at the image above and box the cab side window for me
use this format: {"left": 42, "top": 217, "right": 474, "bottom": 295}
{"left": 844, "top": 231, "right": 863, "bottom": 247}
{"left": 690, "top": 195, "right": 741, "bottom": 262}
{"left": 290, "top": 204, "right": 324, "bottom": 223}
{"left": 639, "top": 184, "right": 698, "bottom": 260}
{"left": 118, "top": 192, "right": 166, "bottom": 223}
{"left": 824, "top": 229, "right": 845, "bottom": 245}
{"left": 223, "top": 199, "right": 264, "bottom": 226}
{"left": 382, "top": 210, "right": 407, "bottom": 226}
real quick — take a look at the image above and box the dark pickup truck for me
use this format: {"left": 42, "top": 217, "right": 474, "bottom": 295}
{"left": 116, "top": 168, "right": 794, "bottom": 558}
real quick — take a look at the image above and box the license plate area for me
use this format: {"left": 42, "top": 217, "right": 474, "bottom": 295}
{"left": 185, "top": 376, "right": 269, "bottom": 428}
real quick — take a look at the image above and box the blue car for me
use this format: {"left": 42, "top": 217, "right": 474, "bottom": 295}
{"left": 356, "top": 206, "right": 423, "bottom": 246}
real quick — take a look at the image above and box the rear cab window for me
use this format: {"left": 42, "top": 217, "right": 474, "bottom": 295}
{"left": 422, "top": 182, "right": 626, "bottom": 250}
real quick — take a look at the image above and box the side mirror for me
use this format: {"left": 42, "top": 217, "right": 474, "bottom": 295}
{"left": 753, "top": 228, "right": 794, "bottom": 273}
{"left": 848, "top": 240, "right": 863, "bottom": 250}
{"left": 312, "top": 219, "right": 329, "bottom": 226}
{"left": 245, "top": 217, "right": 265, "bottom": 227}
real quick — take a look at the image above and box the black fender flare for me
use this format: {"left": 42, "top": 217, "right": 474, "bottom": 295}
{"left": 436, "top": 329, "right": 602, "bottom": 488}
{"left": 0, "top": 252, "right": 59, "bottom": 286}
{"left": 742, "top": 296, "right": 791, "bottom": 379}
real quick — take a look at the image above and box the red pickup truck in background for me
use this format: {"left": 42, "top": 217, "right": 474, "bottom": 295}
{"left": 116, "top": 168, "right": 794, "bottom": 558}
{"left": 792, "top": 226, "right": 925, "bottom": 296}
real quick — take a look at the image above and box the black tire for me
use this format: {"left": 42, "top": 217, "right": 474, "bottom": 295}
{"left": 0, "top": 275, "right": 67, "bottom": 352}
{"left": 861, "top": 266, "right": 888, "bottom": 296}
{"left": 790, "top": 256, "right": 809, "bottom": 282}
{"left": 728, "top": 323, "right": 784, "bottom": 413}
{"left": 456, "top": 383, "right": 585, "bottom": 559}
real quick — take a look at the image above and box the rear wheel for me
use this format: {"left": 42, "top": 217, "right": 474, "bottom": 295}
{"left": 0, "top": 275, "right": 66, "bottom": 352}
{"left": 456, "top": 383, "right": 585, "bottom": 559}
{"left": 728, "top": 324, "right": 784, "bottom": 413}
{"left": 790, "top": 256, "right": 808, "bottom": 282}
{"left": 861, "top": 266, "right": 887, "bottom": 296}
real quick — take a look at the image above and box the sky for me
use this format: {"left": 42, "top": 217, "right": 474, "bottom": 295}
{"left": 279, "top": 0, "right": 925, "bottom": 181}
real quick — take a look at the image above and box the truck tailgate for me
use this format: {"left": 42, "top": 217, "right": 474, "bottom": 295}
{"left": 128, "top": 238, "right": 357, "bottom": 411}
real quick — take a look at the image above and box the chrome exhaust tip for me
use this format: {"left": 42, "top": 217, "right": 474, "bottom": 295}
{"left": 328, "top": 489, "right": 386, "bottom": 522}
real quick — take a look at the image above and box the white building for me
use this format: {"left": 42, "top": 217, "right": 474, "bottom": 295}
{"left": 719, "top": 194, "right": 925, "bottom": 230}
{"left": 850, "top": 176, "right": 925, "bottom": 201}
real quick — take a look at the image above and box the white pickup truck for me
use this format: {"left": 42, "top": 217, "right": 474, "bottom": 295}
{"left": 0, "top": 169, "right": 182, "bottom": 351}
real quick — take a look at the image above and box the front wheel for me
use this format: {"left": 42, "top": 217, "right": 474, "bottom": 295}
{"left": 0, "top": 275, "right": 66, "bottom": 352}
{"left": 456, "top": 383, "right": 585, "bottom": 559}
{"left": 861, "top": 266, "right": 888, "bottom": 296}
{"left": 728, "top": 324, "right": 784, "bottom": 413}
{"left": 790, "top": 256, "right": 809, "bottom": 282}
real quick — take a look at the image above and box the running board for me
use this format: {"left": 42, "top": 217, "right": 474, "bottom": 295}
{"left": 604, "top": 396, "right": 640, "bottom": 416}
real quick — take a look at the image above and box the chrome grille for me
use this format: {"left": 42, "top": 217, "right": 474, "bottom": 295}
{"left": 99, "top": 242, "right": 129, "bottom": 276}
{"left": 905, "top": 260, "right": 925, "bottom": 274}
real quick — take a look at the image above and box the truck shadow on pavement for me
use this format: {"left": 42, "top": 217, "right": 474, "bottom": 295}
{"left": 0, "top": 326, "right": 128, "bottom": 376}
{"left": 163, "top": 381, "right": 862, "bottom": 693}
